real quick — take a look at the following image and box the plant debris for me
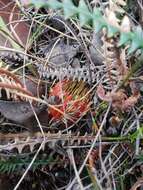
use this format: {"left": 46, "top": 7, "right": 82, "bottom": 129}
{"left": 0, "top": 0, "right": 143, "bottom": 190}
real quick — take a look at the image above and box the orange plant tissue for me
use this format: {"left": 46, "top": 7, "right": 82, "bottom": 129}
{"left": 48, "top": 79, "right": 91, "bottom": 123}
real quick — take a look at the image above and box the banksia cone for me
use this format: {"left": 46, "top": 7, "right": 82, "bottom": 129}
{"left": 48, "top": 79, "right": 91, "bottom": 123}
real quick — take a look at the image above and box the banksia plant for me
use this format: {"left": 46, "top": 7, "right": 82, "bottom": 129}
{"left": 23, "top": 0, "right": 143, "bottom": 54}
{"left": 48, "top": 79, "right": 91, "bottom": 123}
{"left": 0, "top": 68, "right": 34, "bottom": 100}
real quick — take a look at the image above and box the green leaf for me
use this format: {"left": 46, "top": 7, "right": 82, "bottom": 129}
{"left": 93, "top": 19, "right": 105, "bottom": 32}
{"left": 128, "top": 26, "right": 143, "bottom": 54}
{"left": 78, "top": 0, "right": 92, "bottom": 26}
{"left": 63, "top": 0, "right": 77, "bottom": 18}
{"left": 128, "top": 40, "right": 139, "bottom": 54}
{"left": 118, "top": 32, "right": 131, "bottom": 46}
{"left": 31, "top": 0, "right": 44, "bottom": 8}
{"left": 93, "top": 9, "right": 106, "bottom": 32}
{"left": 29, "top": 0, "right": 143, "bottom": 54}
{"left": 31, "top": 0, "right": 62, "bottom": 9}
{"left": 107, "top": 25, "right": 119, "bottom": 37}
{"left": 47, "top": 0, "right": 62, "bottom": 9}
{"left": 129, "top": 127, "right": 143, "bottom": 143}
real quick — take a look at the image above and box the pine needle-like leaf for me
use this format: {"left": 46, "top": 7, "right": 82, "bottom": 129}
{"left": 0, "top": 156, "right": 55, "bottom": 174}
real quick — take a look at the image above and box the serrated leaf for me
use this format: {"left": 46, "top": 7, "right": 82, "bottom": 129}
{"left": 128, "top": 40, "right": 139, "bottom": 54}
{"left": 47, "top": 0, "right": 62, "bottom": 9}
{"left": 118, "top": 32, "right": 131, "bottom": 46}
{"left": 127, "top": 26, "right": 143, "bottom": 54}
{"left": 134, "top": 26, "right": 143, "bottom": 48}
{"left": 93, "top": 8, "right": 106, "bottom": 32}
{"left": 29, "top": 0, "right": 143, "bottom": 54}
{"left": 107, "top": 25, "right": 118, "bottom": 37}
{"left": 63, "top": 0, "right": 77, "bottom": 18}
{"left": 31, "top": 0, "right": 62, "bottom": 9}
{"left": 78, "top": 0, "right": 92, "bottom": 26}
{"left": 93, "top": 19, "right": 105, "bottom": 32}
{"left": 93, "top": 8, "right": 103, "bottom": 17}
{"left": 31, "top": 0, "right": 46, "bottom": 8}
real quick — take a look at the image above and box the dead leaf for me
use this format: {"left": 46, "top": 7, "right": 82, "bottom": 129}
{"left": 130, "top": 177, "right": 143, "bottom": 190}
{"left": 97, "top": 84, "right": 140, "bottom": 111}
{"left": 96, "top": 84, "right": 111, "bottom": 101}
{"left": 0, "top": 100, "right": 47, "bottom": 126}
{"left": 0, "top": 0, "right": 30, "bottom": 48}
{"left": 123, "top": 94, "right": 140, "bottom": 110}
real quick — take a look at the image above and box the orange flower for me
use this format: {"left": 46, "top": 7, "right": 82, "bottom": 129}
{"left": 48, "top": 80, "right": 91, "bottom": 122}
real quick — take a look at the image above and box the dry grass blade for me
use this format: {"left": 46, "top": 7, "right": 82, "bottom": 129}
{"left": 0, "top": 1, "right": 142, "bottom": 190}
{"left": 130, "top": 177, "right": 143, "bottom": 190}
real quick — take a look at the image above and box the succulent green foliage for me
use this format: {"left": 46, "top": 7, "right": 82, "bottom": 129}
{"left": 0, "top": 156, "right": 55, "bottom": 174}
{"left": 30, "top": 0, "right": 143, "bottom": 53}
